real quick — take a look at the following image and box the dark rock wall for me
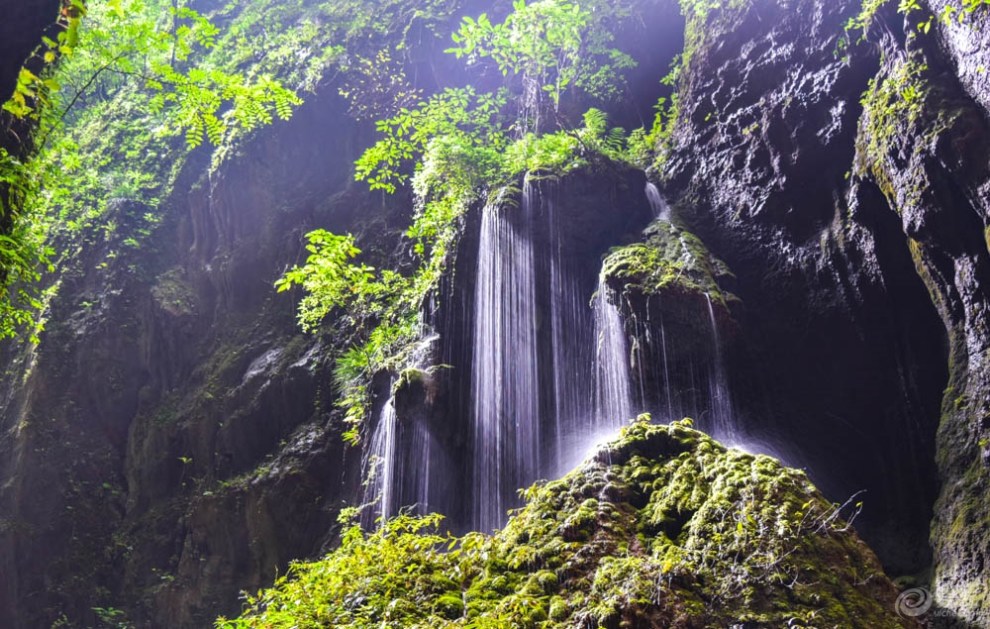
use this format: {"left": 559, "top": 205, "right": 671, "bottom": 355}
{"left": 0, "top": 92, "right": 385, "bottom": 628}
{"left": 864, "top": 6, "right": 990, "bottom": 622}
{"left": 927, "top": 0, "right": 990, "bottom": 114}
{"left": 656, "top": 0, "right": 989, "bottom": 622}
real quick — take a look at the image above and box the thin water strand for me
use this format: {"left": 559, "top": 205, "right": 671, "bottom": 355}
{"left": 362, "top": 396, "right": 398, "bottom": 528}
{"left": 705, "top": 294, "right": 737, "bottom": 441}
{"left": 646, "top": 182, "right": 671, "bottom": 221}
{"left": 592, "top": 275, "right": 635, "bottom": 429}
{"left": 547, "top": 185, "right": 593, "bottom": 469}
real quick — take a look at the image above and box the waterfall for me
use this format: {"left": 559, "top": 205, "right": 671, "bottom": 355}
{"left": 645, "top": 182, "right": 671, "bottom": 221}
{"left": 592, "top": 275, "right": 635, "bottom": 430}
{"left": 658, "top": 312, "right": 675, "bottom": 421}
{"left": 361, "top": 391, "right": 446, "bottom": 528}
{"left": 547, "top": 185, "right": 593, "bottom": 469}
{"left": 362, "top": 397, "right": 398, "bottom": 527}
{"left": 471, "top": 184, "right": 541, "bottom": 532}
{"left": 704, "top": 294, "right": 737, "bottom": 442}
{"left": 361, "top": 333, "right": 443, "bottom": 528}
{"left": 469, "top": 177, "right": 681, "bottom": 529}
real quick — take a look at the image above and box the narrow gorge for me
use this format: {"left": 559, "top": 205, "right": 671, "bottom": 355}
{"left": 0, "top": 0, "right": 988, "bottom": 627}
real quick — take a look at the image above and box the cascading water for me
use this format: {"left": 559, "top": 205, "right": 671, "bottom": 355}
{"left": 362, "top": 396, "right": 398, "bottom": 527}
{"left": 658, "top": 312, "right": 675, "bottom": 421}
{"left": 645, "top": 182, "right": 671, "bottom": 221}
{"left": 471, "top": 184, "right": 542, "bottom": 532}
{"left": 361, "top": 334, "right": 444, "bottom": 528}
{"left": 592, "top": 275, "right": 635, "bottom": 430}
{"left": 546, "top": 184, "right": 594, "bottom": 469}
{"left": 467, "top": 174, "right": 749, "bottom": 530}
{"left": 704, "top": 294, "right": 738, "bottom": 442}
{"left": 361, "top": 396, "right": 442, "bottom": 528}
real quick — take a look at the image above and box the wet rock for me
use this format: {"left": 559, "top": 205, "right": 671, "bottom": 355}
{"left": 656, "top": 0, "right": 990, "bottom": 621}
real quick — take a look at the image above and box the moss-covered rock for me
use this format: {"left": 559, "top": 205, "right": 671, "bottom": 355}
{"left": 219, "top": 418, "right": 915, "bottom": 628}
{"left": 602, "top": 219, "right": 737, "bottom": 310}
{"left": 599, "top": 218, "right": 740, "bottom": 419}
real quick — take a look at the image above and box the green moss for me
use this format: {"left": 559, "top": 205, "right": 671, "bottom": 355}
{"left": 151, "top": 268, "right": 197, "bottom": 316}
{"left": 602, "top": 220, "right": 735, "bottom": 308}
{"left": 218, "top": 418, "right": 911, "bottom": 628}
{"left": 859, "top": 55, "right": 928, "bottom": 170}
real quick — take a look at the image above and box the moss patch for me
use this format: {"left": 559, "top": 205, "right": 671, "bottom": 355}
{"left": 602, "top": 219, "right": 736, "bottom": 309}
{"left": 218, "top": 418, "right": 912, "bottom": 628}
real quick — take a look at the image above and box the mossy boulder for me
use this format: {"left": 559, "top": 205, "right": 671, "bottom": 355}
{"left": 600, "top": 219, "right": 740, "bottom": 418}
{"left": 602, "top": 220, "right": 736, "bottom": 309}
{"left": 220, "top": 418, "right": 915, "bottom": 628}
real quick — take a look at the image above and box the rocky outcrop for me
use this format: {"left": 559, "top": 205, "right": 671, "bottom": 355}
{"left": 857, "top": 7, "right": 990, "bottom": 623}
{"left": 601, "top": 218, "right": 740, "bottom": 424}
{"left": 655, "top": 0, "right": 990, "bottom": 622}
{"left": 0, "top": 92, "right": 389, "bottom": 627}
{"left": 223, "top": 419, "right": 917, "bottom": 628}
{"left": 927, "top": 0, "right": 990, "bottom": 114}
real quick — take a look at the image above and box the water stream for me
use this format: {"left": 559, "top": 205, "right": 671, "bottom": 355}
{"left": 362, "top": 396, "right": 398, "bottom": 527}
{"left": 466, "top": 177, "right": 739, "bottom": 530}
{"left": 471, "top": 183, "right": 542, "bottom": 532}
{"left": 592, "top": 274, "right": 635, "bottom": 430}
{"left": 378, "top": 176, "right": 755, "bottom": 531}
{"left": 645, "top": 182, "right": 671, "bottom": 221}
{"left": 705, "top": 294, "right": 738, "bottom": 442}
{"left": 547, "top": 185, "right": 593, "bottom": 469}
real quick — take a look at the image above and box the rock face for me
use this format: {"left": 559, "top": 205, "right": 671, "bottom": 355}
{"left": 601, "top": 218, "right": 740, "bottom": 423}
{"left": 2, "top": 0, "right": 990, "bottom": 626}
{"left": 654, "top": 0, "right": 990, "bottom": 622}
{"left": 0, "top": 0, "right": 59, "bottom": 119}
{"left": 223, "top": 420, "right": 918, "bottom": 629}
{"left": 0, "top": 94, "right": 385, "bottom": 628}
{"left": 860, "top": 8, "right": 990, "bottom": 621}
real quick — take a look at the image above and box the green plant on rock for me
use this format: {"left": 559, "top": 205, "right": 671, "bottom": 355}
{"left": 280, "top": 0, "right": 646, "bottom": 441}
{"left": 216, "top": 513, "right": 462, "bottom": 628}
{"left": 446, "top": 0, "right": 635, "bottom": 130}
{"left": 217, "top": 421, "right": 908, "bottom": 628}
{"left": 275, "top": 231, "right": 375, "bottom": 334}
{"left": 847, "top": 0, "right": 989, "bottom": 37}
{"left": 856, "top": 53, "right": 929, "bottom": 200}
{"left": 0, "top": 0, "right": 304, "bottom": 343}
{"left": 2, "top": 0, "right": 86, "bottom": 121}
{"left": 601, "top": 220, "right": 735, "bottom": 307}
{"left": 628, "top": 0, "right": 752, "bottom": 170}
{"left": 505, "top": 108, "right": 629, "bottom": 174}
{"left": 355, "top": 87, "right": 508, "bottom": 194}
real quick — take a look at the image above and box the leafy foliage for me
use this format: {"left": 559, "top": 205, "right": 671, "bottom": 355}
{"left": 0, "top": 0, "right": 307, "bottom": 342}
{"left": 275, "top": 231, "right": 373, "bottom": 333}
{"left": 847, "top": 0, "right": 989, "bottom": 36}
{"left": 2, "top": 0, "right": 86, "bottom": 120}
{"left": 446, "top": 0, "right": 635, "bottom": 128}
{"left": 355, "top": 87, "right": 508, "bottom": 194}
{"left": 279, "top": 0, "right": 649, "bottom": 438}
{"left": 337, "top": 49, "right": 423, "bottom": 121}
{"left": 860, "top": 55, "right": 928, "bottom": 161}
{"left": 0, "top": 0, "right": 472, "bottom": 344}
